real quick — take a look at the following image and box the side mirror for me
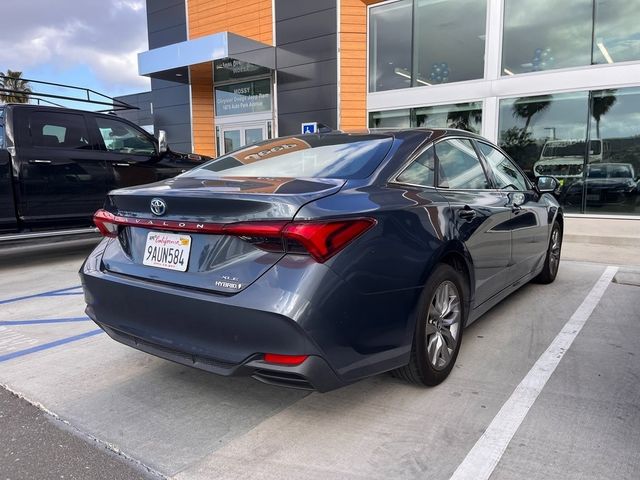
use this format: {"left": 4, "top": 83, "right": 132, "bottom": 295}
{"left": 158, "top": 130, "right": 168, "bottom": 153}
{"left": 536, "top": 175, "right": 559, "bottom": 193}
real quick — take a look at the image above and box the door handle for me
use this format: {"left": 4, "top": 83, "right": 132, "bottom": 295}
{"left": 29, "top": 159, "right": 52, "bottom": 164}
{"left": 458, "top": 206, "right": 476, "bottom": 220}
{"left": 113, "top": 162, "right": 131, "bottom": 167}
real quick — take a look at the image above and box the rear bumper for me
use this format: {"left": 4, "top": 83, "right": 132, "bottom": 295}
{"left": 96, "top": 322, "right": 342, "bottom": 391}
{"left": 80, "top": 245, "right": 346, "bottom": 392}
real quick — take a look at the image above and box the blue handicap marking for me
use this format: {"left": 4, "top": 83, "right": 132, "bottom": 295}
{"left": 301, "top": 122, "right": 318, "bottom": 134}
{"left": 0, "top": 285, "right": 83, "bottom": 305}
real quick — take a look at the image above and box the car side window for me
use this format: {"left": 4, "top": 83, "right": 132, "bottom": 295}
{"left": 478, "top": 142, "right": 529, "bottom": 191}
{"left": 436, "top": 139, "right": 490, "bottom": 189}
{"left": 396, "top": 146, "right": 435, "bottom": 186}
{"left": 96, "top": 117, "right": 155, "bottom": 156}
{"left": 29, "top": 111, "right": 91, "bottom": 149}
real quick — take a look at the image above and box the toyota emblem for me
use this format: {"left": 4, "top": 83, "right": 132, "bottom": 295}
{"left": 150, "top": 198, "right": 167, "bottom": 216}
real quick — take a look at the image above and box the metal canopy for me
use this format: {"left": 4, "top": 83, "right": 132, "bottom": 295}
{"left": 138, "top": 32, "right": 275, "bottom": 79}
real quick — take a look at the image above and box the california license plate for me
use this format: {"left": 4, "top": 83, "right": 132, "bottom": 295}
{"left": 143, "top": 232, "right": 191, "bottom": 272}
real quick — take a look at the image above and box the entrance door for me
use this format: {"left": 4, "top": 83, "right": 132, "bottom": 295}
{"left": 221, "top": 123, "right": 267, "bottom": 154}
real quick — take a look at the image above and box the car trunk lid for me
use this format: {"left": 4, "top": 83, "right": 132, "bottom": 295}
{"left": 99, "top": 175, "right": 345, "bottom": 294}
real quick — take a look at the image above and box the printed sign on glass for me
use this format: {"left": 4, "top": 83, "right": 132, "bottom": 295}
{"left": 215, "top": 79, "right": 272, "bottom": 117}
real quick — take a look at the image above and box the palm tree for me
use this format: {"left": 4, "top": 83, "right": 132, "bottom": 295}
{"left": 447, "top": 106, "right": 482, "bottom": 134}
{"left": 512, "top": 95, "right": 552, "bottom": 139}
{"left": 0, "top": 70, "right": 32, "bottom": 104}
{"left": 591, "top": 90, "right": 617, "bottom": 139}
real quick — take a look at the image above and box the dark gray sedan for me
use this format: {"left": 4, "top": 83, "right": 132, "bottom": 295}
{"left": 81, "top": 129, "right": 563, "bottom": 391}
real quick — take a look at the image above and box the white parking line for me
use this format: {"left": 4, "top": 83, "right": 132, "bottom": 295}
{"left": 449, "top": 266, "right": 618, "bottom": 480}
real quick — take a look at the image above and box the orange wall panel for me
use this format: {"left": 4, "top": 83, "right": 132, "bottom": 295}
{"left": 339, "top": 0, "right": 375, "bottom": 130}
{"left": 187, "top": 0, "right": 273, "bottom": 44}
{"left": 190, "top": 63, "right": 215, "bottom": 156}
{"left": 187, "top": 0, "right": 273, "bottom": 156}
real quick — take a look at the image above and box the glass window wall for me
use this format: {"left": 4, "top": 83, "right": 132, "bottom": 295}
{"left": 369, "top": 109, "right": 411, "bottom": 129}
{"left": 593, "top": 0, "right": 640, "bottom": 65}
{"left": 369, "top": 0, "right": 413, "bottom": 92}
{"left": 584, "top": 87, "right": 640, "bottom": 215}
{"left": 503, "top": 0, "right": 640, "bottom": 76}
{"left": 369, "top": 0, "right": 487, "bottom": 92}
{"left": 369, "top": 102, "right": 482, "bottom": 133}
{"left": 502, "top": 0, "right": 592, "bottom": 75}
{"left": 498, "top": 87, "right": 640, "bottom": 215}
{"left": 413, "top": 0, "right": 486, "bottom": 86}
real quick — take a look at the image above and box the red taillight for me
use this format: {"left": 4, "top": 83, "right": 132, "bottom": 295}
{"left": 263, "top": 353, "right": 308, "bottom": 366}
{"left": 94, "top": 209, "right": 119, "bottom": 238}
{"left": 282, "top": 219, "right": 376, "bottom": 263}
{"left": 93, "top": 208, "right": 376, "bottom": 262}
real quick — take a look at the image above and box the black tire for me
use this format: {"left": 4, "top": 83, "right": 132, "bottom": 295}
{"left": 393, "top": 263, "right": 467, "bottom": 386}
{"left": 534, "top": 220, "right": 562, "bottom": 284}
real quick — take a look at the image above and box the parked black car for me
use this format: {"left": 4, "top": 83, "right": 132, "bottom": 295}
{"left": 81, "top": 129, "right": 563, "bottom": 392}
{"left": 0, "top": 104, "right": 208, "bottom": 235}
{"left": 560, "top": 162, "right": 639, "bottom": 209}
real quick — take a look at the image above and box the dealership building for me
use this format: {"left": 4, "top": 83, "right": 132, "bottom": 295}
{"left": 120, "top": 0, "right": 640, "bottom": 217}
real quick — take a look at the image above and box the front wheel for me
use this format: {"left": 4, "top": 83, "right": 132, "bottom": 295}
{"left": 534, "top": 220, "right": 562, "bottom": 284}
{"left": 393, "top": 264, "right": 466, "bottom": 386}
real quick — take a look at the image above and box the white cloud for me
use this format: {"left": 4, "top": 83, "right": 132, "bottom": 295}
{"left": 0, "top": 0, "right": 149, "bottom": 92}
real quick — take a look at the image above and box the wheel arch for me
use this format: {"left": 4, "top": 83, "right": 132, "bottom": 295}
{"left": 438, "top": 244, "right": 474, "bottom": 323}
{"left": 418, "top": 241, "right": 475, "bottom": 326}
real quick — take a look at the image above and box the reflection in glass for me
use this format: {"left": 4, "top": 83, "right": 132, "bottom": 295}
{"left": 397, "top": 146, "right": 435, "bottom": 187}
{"left": 415, "top": 102, "right": 482, "bottom": 134}
{"left": 223, "top": 130, "right": 241, "bottom": 154}
{"left": 369, "top": 0, "right": 412, "bottom": 92}
{"left": 413, "top": 0, "right": 486, "bottom": 85}
{"left": 499, "top": 88, "right": 640, "bottom": 214}
{"left": 369, "top": 103, "right": 482, "bottom": 133}
{"left": 584, "top": 87, "right": 640, "bottom": 214}
{"left": 477, "top": 142, "right": 528, "bottom": 191}
{"left": 498, "top": 92, "right": 589, "bottom": 213}
{"left": 502, "top": 0, "right": 592, "bottom": 75}
{"left": 437, "top": 139, "right": 490, "bottom": 190}
{"left": 369, "top": 109, "right": 411, "bottom": 128}
{"left": 593, "top": 0, "right": 640, "bottom": 64}
{"left": 244, "top": 128, "right": 264, "bottom": 146}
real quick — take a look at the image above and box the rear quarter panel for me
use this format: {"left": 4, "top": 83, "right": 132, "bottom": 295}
{"left": 294, "top": 183, "right": 461, "bottom": 369}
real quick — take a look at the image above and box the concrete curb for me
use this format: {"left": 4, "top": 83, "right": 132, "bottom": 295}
{"left": 564, "top": 234, "right": 640, "bottom": 247}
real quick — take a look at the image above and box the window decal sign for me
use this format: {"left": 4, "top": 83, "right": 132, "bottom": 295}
{"left": 215, "top": 79, "right": 272, "bottom": 117}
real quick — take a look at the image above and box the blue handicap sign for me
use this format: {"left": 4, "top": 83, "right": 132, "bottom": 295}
{"left": 301, "top": 122, "right": 318, "bottom": 134}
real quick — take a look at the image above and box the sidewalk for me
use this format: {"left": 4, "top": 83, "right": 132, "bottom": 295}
{"left": 562, "top": 216, "right": 640, "bottom": 266}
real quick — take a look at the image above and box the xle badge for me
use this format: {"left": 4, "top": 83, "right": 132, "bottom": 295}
{"left": 215, "top": 276, "right": 243, "bottom": 290}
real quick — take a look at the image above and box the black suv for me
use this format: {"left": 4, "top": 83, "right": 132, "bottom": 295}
{"left": 0, "top": 104, "right": 208, "bottom": 234}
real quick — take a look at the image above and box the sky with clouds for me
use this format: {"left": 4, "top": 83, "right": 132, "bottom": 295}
{"left": 0, "top": 0, "right": 150, "bottom": 106}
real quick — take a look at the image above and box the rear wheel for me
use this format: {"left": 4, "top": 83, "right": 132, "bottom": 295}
{"left": 534, "top": 220, "right": 562, "bottom": 284}
{"left": 393, "top": 264, "right": 466, "bottom": 386}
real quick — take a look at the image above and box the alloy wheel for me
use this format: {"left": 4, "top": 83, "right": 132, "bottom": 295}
{"left": 549, "top": 227, "right": 561, "bottom": 275}
{"left": 425, "top": 280, "right": 461, "bottom": 370}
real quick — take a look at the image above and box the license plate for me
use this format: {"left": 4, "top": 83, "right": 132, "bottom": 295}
{"left": 143, "top": 232, "right": 191, "bottom": 272}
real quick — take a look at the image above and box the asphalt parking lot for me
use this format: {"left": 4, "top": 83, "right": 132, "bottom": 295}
{"left": 1, "top": 240, "right": 639, "bottom": 480}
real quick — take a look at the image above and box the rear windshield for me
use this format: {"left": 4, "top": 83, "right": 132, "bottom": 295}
{"left": 183, "top": 135, "right": 394, "bottom": 180}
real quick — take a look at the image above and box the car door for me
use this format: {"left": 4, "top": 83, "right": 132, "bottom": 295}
{"left": 92, "top": 115, "right": 164, "bottom": 189}
{"left": 15, "top": 109, "right": 111, "bottom": 227}
{"left": 476, "top": 141, "right": 549, "bottom": 285}
{"left": 434, "top": 138, "right": 513, "bottom": 307}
